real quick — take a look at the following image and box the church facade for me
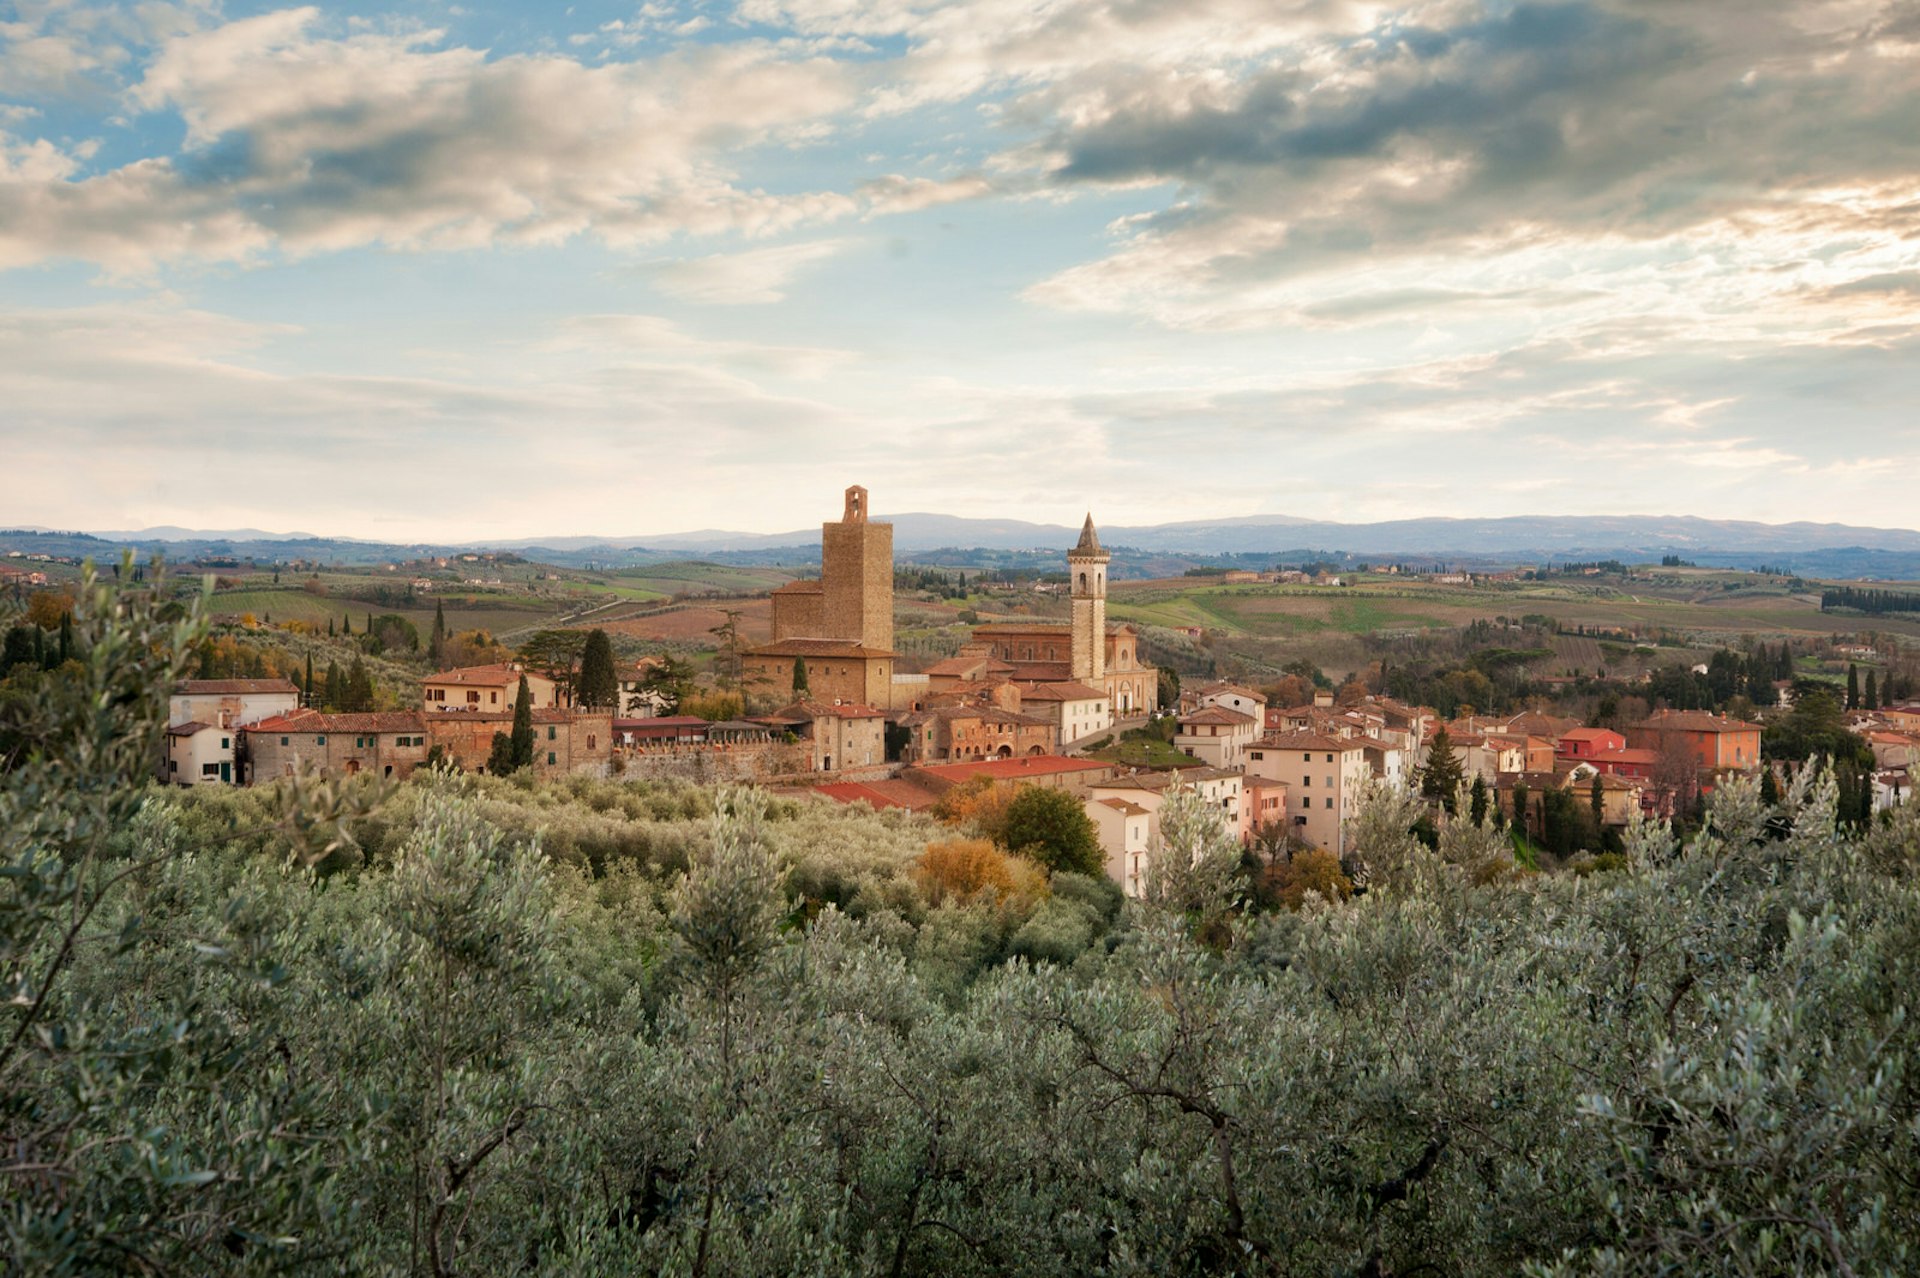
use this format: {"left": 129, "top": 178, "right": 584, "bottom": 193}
{"left": 969, "top": 516, "right": 1160, "bottom": 716}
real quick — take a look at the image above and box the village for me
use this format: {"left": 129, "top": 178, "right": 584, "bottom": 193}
{"left": 150, "top": 485, "right": 1920, "bottom": 900}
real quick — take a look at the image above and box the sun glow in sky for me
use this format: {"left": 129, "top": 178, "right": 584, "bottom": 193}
{"left": 3, "top": 0, "right": 1919, "bottom": 539}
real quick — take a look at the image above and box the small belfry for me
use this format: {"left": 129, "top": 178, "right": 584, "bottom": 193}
{"left": 1068, "top": 513, "right": 1109, "bottom": 685}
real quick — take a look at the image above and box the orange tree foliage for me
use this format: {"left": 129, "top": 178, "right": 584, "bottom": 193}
{"left": 1270, "top": 849, "right": 1354, "bottom": 910}
{"left": 930, "top": 774, "right": 1017, "bottom": 839}
{"left": 916, "top": 837, "right": 1017, "bottom": 904}
{"left": 25, "top": 590, "right": 72, "bottom": 629}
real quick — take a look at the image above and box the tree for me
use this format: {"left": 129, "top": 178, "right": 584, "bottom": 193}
{"left": 429, "top": 600, "right": 448, "bottom": 668}
{"left": 1158, "top": 666, "right": 1182, "bottom": 709}
{"left": 1271, "top": 849, "right": 1354, "bottom": 910}
{"left": 791, "top": 656, "right": 810, "bottom": 697}
{"left": 510, "top": 674, "right": 535, "bottom": 769}
{"left": 323, "top": 659, "right": 342, "bottom": 711}
{"left": 1847, "top": 662, "right": 1860, "bottom": 709}
{"left": 1511, "top": 778, "right": 1530, "bottom": 838}
{"left": 1422, "top": 723, "right": 1465, "bottom": 814}
{"left": 1865, "top": 668, "right": 1879, "bottom": 711}
{"left": 999, "top": 785, "right": 1103, "bottom": 877}
{"left": 576, "top": 629, "right": 618, "bottom": 710}
{"left": 1468, "top": 773, "right": 1489, "bottom": 828}
{"left": 486, "top": 730, "right": 516, "bottom": 775}
{"left": 1590, "top": 774, "right": 1606, "bottom": 834}
{"left": 633, "top": 654, "right": 696, "bottom": 714}
{"left": 303, "top": 651, "right": 314, "bottom": 706}
{"left": 343, "top": 655, "right": 374, "bottom": 713}
{"left": 518, "top": 629, "right": 587, "bottom": 697}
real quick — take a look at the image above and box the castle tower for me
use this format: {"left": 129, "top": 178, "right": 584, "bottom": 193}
{"left": 1068, "top": 513, "right": 1108, "bottom": 684}
{"left": 820, "top": 484, "right": 894, "bottom": 653}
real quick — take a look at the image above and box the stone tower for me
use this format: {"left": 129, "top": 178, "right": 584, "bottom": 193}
{"left": 1068, "top": 513, "right": 1108, "bottom": 684}
{"left": 820, "top": 485, "right": 894, "bottom": 653}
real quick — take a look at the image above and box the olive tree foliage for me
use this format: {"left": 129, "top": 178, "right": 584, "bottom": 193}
{"left": 1142, "top": 783, "right": 1242, "bottom": 927}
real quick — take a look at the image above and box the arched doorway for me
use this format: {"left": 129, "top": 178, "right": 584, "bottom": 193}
{"left": 345, "top": 759, "right": 360, "bottom": 775}
{"left": 997, "top": 744, "right": 1013, "bottom": 758}
{"left": 1028, "top": 745, "right": 1044, "bottom": 756}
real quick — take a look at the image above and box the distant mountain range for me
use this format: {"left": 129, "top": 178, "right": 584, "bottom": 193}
{"left": 7, "top": 513, "right": 1920, "bottom": 578}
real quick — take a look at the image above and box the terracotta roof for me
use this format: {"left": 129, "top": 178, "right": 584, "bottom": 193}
{"left": 1257, "top": 731, "right": 1363, "bottom": 752}
{"left": 747, "top": 638, "right": 897, "bottom": 659}
{"left": 904, "top": 704, "right": 1049, "bottom": 727}
{"left": 423, "top": 664, "right": 527, "bottom": 688}
{"left": 763, "top": 700, "right": 887, "bottom": 721}
{"left": 1634, "top": 710, "right": 1762, "bottom": 733}
{"left": 1180, "top": 706, "right": 1257, "bottom": 727}
{"left": 1093, "top": 766, "right": 1241, "bottom": 793}
{"left": 1017, "top": 680, "right": 1107, "bottom": 702}
{"left": 814, "top": 780, "right": 940, "bottom": 811}
{"left": 172, "top": 678, "right": 299, "bottom": 696}
{"left": 1195, "top": 681, "right": 1267, "bottom": 702}
{"left": 924, "top": 654, "right": 1014, "bottom": 677}
{"left": 1559, "top": 727, "right": 1625, "bottom": 744}
{"left": 913, "top": 756, "right": 1111, "bottom": 784}
{"left": 166, "top": 720, "right": 215, "bottom": 737}
{"left": 1590, "top": 747, "right": 1661, "bottom": 766}
{"left": 1094, "top": 797, "right": 1149, "bottom": 816}
{"left": 249, "top": 710, "right": 429, "bottom": 733}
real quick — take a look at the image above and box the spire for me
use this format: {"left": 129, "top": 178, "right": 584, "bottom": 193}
{"left": 1073, "top": 513, "right": 1103, "bottom": 556}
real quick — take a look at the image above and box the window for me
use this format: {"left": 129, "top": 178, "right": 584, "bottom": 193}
{"left": 316, "top": 735, "right": 326, "bottom": 745}
{"left": 1303, "top": 776, "right": 1311, "bottom": 786}
{"left": 587, "top": 735, "right": 596, "bottom": 749}
{"left": 220, "top": 737, "right": 229, "bottom": 749}
{"left": 547, "top": 752, "right": 556, "bottom": 765}
{"left": 280, "top": 736, "right": 289, "bottom": 746}
{"left": 201, "top": 763, "right": 219, "bottom": 777}
{"left": 1325, "top": 797, "right": 1333, "bottom": 809}
{"left": 1326, "top": 776, "right": 1333, "bottom": 787}
{"left": 547, "top": 726, "right": 556, "bottom": 741}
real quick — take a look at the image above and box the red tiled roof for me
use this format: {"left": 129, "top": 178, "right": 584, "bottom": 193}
{"left": 1591, "top": 747, "right": 1661, "bottom": 766}
{"left": 747, "top": 638, "right": 896, "bottom": 658}
{"left": 172, "top": 678, "right": 299, "bottom": 695}
{"left": 422, "top": 664, "right": 526, "bottom": 688}
{"left": 1094, "top": 797, "right": 1150, "bottom": 816}
{"left": 166, "top": 720, "right": 215, "bottom": 737}
{"left": 1180, "top": 706, "right": 1257, "bottom": 726}
{"left": 764, "top": 700, "right": 887, "bottom": 721}
{"left": 1195, "top": 681, "right": 1267, "bottom": 702}
{"left": 924, "top": 654, "right": 1014, "bottom": 677}
{"left": 249, "top": 710, "right": 429, "bottom": 733}
{"left": 1634, "top": 711, "right": 1762, "bottom": 733}
{"left": 1257, "top": 731, "right": 1364, "bottom": 752}
{"left": 814, "top": 780, "right": 940, "bottom": 811}
{"left": 913, "top": 756, "right": 1111, "bottom": 784}
{"left": 1017, "top": 680, "right": 1107, "bottom": 702}
{"left": 1559, "top": 727, "right": 1625, "bottom": 743}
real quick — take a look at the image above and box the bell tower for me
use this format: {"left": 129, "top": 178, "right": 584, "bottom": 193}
{"left": 821, "top": 484, "right": 893, "bottom": 653}
{"left": 1068, "top": 513, "right": 1108, "bottom": 684}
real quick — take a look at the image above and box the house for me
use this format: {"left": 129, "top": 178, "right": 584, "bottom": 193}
{"left": 1173, "top": 704, "right": 1262, "bottom": 768}
{"left": 1015, "top": 680, "right": 1113, "bottom": 745}
{"left": 1086, "top": 767, "right": 1247, "bottom": 846}
{"left": 612, "top": 716, "right": 710, "bottom": 749}
{"left": 906, "top": 755, "right": 1116, "bottom": 799}
{"left": 895, "top": 702, "right": 1056, "bottom": 764}
{"left": 1189, "top": 681, "right": 1268, "bottom": 723}
{"left": 422, "top": 663, "right": 566, "bottom": 713}
{"left": 1624, "top": 710, "right": 1763, "bottom": 772}
{"left": 1086, "top": 796, "right": 1154, "bottom": 898}
{"left": 169, "top": 678, "right": 300, "bottom": 729}
{"left": 1883, "top": 703, "right": 1920, "bottom": 733}
{"left": 1557, "top": 726, "right": 1627, "bottom": 761}
{"left": 165, "top": 721, "right": 235, "bottom": 786}
{"left": 244, "top": 710, "right": 434, "bottom": 782}
{"left": 755, "top": 701, "right": 886, "bottom": 773}
{"left": 1243, "top": 733, "right": 1371, "bottom": 855}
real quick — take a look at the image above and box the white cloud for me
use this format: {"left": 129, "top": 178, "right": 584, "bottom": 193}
{"left": 652, "top": 238, "right": 854, "bottom": 304}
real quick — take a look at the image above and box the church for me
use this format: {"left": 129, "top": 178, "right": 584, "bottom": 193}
{"left": 966, "top": 516, "right": 1160, "bottom": 716}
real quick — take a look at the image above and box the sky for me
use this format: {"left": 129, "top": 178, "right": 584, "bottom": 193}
{"left": 2, "top": 0, "right": 1918, "bottom": 541}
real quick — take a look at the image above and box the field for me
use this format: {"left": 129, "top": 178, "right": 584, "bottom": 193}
{"left": 1108, "top": 573, "right": 1920, "bottom": 646}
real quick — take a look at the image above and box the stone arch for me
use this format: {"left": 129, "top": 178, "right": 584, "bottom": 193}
{"left": 997, "top": 744, "right": 1013, "bottom": 758}
{"left": 1027, "top": 744, "right": 1044, "bottom": 756}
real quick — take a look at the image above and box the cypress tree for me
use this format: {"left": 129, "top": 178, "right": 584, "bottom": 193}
{"left": 1865, "top": 669, "right": 1879, "bottom": 711}
{"left": 1511, "top": 779, "right": 1530, "bottom": 838}
{"left": 345, "top": 656, "right": 373, "bottom": 713}
{"left": 304, "top": 652, "right": 314, "bottom": 706}
{"left": 1847, "top": 663, "right": 1859, "bottom": 710}
{"left": 1468, "top": 773, "right": 1489, "bottom": 827}
{"left": 1590, "top": 775, "right": 1606, "bottom": 838}
{"left": 324, "top": 660, "right": 342, "bottom": 711}
{"left": 791, "top": 657, "right": 810, "bottom": 696}
{"left": 577, "top": 629, "right": 618, "bottom": 710}
{"left": 1760, "top": 765, "right": 1781, "bottom": 807}
{"left": 328, "top": 617, "right": 336, "bottom": 638}
{"left": 1421, "top": 723, "right": 1464, "bottom": 814}
{"left": 510, "top": 675, "right": 535, "bottom": 769}
{"left": 487, "top": 731, "right": 516, "bottom": 776}
{"left": 430, "top": 601, "right": 447, "bottom": 669}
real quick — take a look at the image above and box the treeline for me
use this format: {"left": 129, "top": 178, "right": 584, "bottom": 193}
{"left": 7, "top": 575, "right": 1920, "bottom": 1275}
{"left": 1822, "top": 585, "right": 1920, "bottom": 616}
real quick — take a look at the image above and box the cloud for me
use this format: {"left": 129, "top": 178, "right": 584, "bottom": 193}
{"left": 653, "top": 238, "right": 854, "bottom": 304}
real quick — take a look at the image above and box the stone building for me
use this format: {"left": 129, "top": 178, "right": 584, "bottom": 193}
{"left": 245, "top": 707, "right": 611, "bottom": 781}
{"left": 744, "top": 486, "right": 900, "bottom": 708}
{"left": 969, "top": 516, "right": 1160, "bottom": 716}
{"left": 755, "top": 700, "right": 887, "bottom": 773}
